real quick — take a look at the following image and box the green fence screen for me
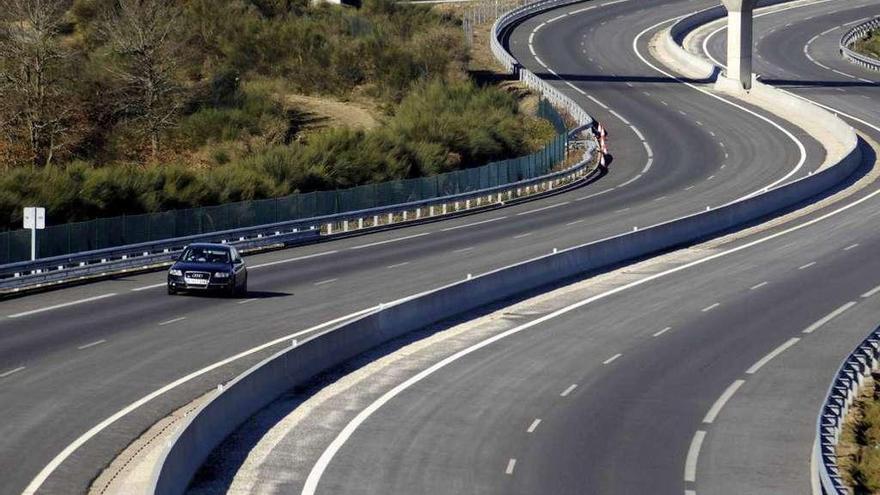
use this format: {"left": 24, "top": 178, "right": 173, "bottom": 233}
{"left": 0, "top": 100, "right": 570, "bottom": 264}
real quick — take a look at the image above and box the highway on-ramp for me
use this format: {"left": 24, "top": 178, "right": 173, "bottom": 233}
{"left": 216, "top": 1, "right": 880, "bottom": 495}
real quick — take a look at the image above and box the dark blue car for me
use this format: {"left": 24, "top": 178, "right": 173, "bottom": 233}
{"left": 167, "top": 243, "right": 248, "bottom": 296}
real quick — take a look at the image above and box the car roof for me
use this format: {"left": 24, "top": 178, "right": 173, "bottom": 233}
{"left": 187, "top": 243, "right": 231, "bottom": 250}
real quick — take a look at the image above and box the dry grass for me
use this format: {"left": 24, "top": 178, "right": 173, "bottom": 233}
{"left": 854, "top": 31, "right": 880, "bottom": 60}
{"left": 837, "top": 373, "right": 880, "bottom": 494}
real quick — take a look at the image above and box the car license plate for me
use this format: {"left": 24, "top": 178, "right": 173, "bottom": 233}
{"left": 185, "top": 274, "right": 209, "bottom": 286}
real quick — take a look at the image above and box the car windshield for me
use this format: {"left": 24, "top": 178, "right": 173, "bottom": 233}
{"left": 181, "top": 247, "right": 230, "bottom": 264}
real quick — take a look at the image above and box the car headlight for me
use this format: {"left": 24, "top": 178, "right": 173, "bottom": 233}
{"left": 214, "top": 272, "right": 230, "bottom": 278}
{"left": 169, "top": 269, "right": 183, "bottom": 276}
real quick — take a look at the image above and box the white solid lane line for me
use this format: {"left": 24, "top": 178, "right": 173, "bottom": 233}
{"left": 0, "top": 366, "right": 25, "bottom": 379}
{"left": 505, "top": 458, "right": 517, "bottom": 475}
{"left": 314, "top": 279, "right": 338, "bottom": 286}
{"left": 703, "top": 380, "right": 745, "bottom": 424}
{"left": 158, "top": 317, "right": 186, "bottom": 327}
{"left": 441, "top": 216, "right": 507, "bottom": 232}
{"left": 77, "top": 339, "right": 106, "bottom": 350}
{"left": 798, "top": 261, "right": 816, "bottom": 270}
{"left": 603, "top": 353, "right": 622, "bottom": 365}
{"left": 746, "top": 338, "right": 800, "bottom": 374}
{"left": 527, "top": 419, "right": 542, "bottom": 433}
{"left": 653, "top": 327, "right": 671, "bottom": 337}
{"left": 560, "top": 384, "right": 578, "bottom": 397}
{"left": 685, "top": 430, "right": 706, "bottom": 483}
{"left": 750, "top": 281, "right": 769, "bottom": 290}
{"left": 350, "top": 232, "right": 431, "bottom": 250}
{"left": 701, "top": 303, "right": 720, "bottom": 312}
{"left": 844, "top": 244, "right": 859, "bottom": 251}
{"left": 802, "top": 302, "right": 857, "bottom": 333}
{"left": 8, "top": 293, "right": 118, "bottom": 319}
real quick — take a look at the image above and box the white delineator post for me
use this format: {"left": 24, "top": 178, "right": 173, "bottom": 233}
{"left": 721, "top": 0, "right": 756, "bottom": 91}
{"left": 23, "top": 206, "right": 46, "bottom": 261}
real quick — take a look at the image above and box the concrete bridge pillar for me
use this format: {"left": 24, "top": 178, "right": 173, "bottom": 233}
{"left": 721, "top": 0, "right": 757, "bottom": 90}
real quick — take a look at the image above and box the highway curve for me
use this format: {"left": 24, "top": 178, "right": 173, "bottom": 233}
{"left": 214, "top": 1, "right": 880, "bottom": 495}
{"left": 0, "top": 0, "right": 834, "bottom": 494}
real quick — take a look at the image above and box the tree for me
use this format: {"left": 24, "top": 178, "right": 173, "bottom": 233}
{"left": 102, "top": 0, "right": 184, "bottom": 162}
{"left": 0, "top": 0, "right": 79, "bottom": 169}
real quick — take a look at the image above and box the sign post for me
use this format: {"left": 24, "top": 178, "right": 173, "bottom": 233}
{"left": 23, "top": 207, "right": 45, "bottom": 261}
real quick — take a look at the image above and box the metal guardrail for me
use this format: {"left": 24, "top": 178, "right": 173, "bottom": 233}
{"left": 0, "top": 133, "right": 597, "bottom": 292}
{"left": 0, "top": 0, "right": 601, "bottom": 294}
{"left": 814, "top": 326, "right": 880, "bottom": 494}
{"left": 840, "top": 17, "right": 880, "bottom": 72}
{"left": 490, "top": 0, "right": 595, "bottom": 126}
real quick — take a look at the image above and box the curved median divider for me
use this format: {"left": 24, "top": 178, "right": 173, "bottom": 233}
{"left": 148, "top": 1, "right": 864, "bottom": 493}
{"left": 814, "top": 326, "right": 880, "bottom": 494}
{"left": 840, "top": 17, "right": 880, "bottom": 72}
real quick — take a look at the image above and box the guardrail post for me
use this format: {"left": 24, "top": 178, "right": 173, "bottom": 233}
{"left": 358, "top": 218, "right": 364, "bottom": 229}
{"left": 429, "top": 206, "right": 435, "bottom": 216}
{"left": 327, "top": 223, "right": 333, "bottom": 235}
{"left": 403, "top": 211, "right": 408, "bottom": 221}
{"left": 388, "top": 213, "right": 393, "bottom": 224}
{"left": 466, "top": 200, "right": 471, "bottom": 209}
{"left": 343, "top": 220, "right": 349, "bottom": 232}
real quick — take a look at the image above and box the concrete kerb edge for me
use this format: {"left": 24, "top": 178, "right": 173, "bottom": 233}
{"left": 148, "top": 2, "right": 864, "bottom": 494}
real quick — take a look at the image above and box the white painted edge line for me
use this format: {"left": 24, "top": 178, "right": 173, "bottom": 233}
{"left": 653, "top": 327, "right": 671, "bottom": 337}
{"left": 802, "top": 302, "right": 857, "bottom": 333}
{"left": 527, "top": 418, "right": 542, "bottom": 433}
{"left": 701, "top": 302, "right": 720, "bottom": 312}
{"left": 702, "top": 379, "right": 745, "bottom": 424}
{"left": 314, "top": 279, "right": 338, "bottom": 286}
{"left": 301, "top": 179, "right": 880, "bottom": 495}
{"left": 505, "top": 458, "right": 517, "bottom": 475}
{"left": 350, "top": 232, "right": 431, "bottom": 250}
{"left": 28, "top": 3, "right": 877, "bottom": 490}
{"left": 603, "top": 353, "right": 622, "bottom": 365}
{"left": 798, "top": 261, "right": 816, "bottom": 270}
{"left": 617, "top": 174, "right": 643, "bottom": 188}
{"left": 862, "top": 284, "right": 880, "bottom": 299}
{"left": 0, "top": 366, "right": 25, "bottom": 379}
{"left": 238, "top": 298, "right": 258, "bottom": 305}
{"left": 77, "top": 339, "right": 106, "bottom": 350}
{"left": 560, "top": 384, "right": 578, "bottom": 397}
{"left": 24, "top": 304, "right": 381, "bottom": 495}
{"left": 158, "top": 317, "right": 186, "bottom": 327}
{"left": 441, "top": 216, "right": 508, "bottom": 232}
{"left": 250, "top": 250, "right": 339, "bottom": 269}
{"left": 642, "top": 17, "right": 807, "bottom": 202}
{"left": 844, "top": 243, "right": 859, "bottom": 251}
{"left": 575, "top": 188, "right": 615, "bottom": 201}
{"left": 684, "top": 430, "right": 706, "bottom": 483}
{"left": 750, "top": 281, "right": 768, "bottom": 290}
{"left": 516, "top": 202, "right": 569, "bottom": 216}
{"left": 746, "top": 337, "right": 800, "bottom": 374}
{"left": 7, "top": 293, "right": 118, "bottom": 319}
{"left": 131, "top": 283, "right": 166, "bottom": 292}
{"left": 386, "top": 262, "right": 411, "bottom": 269}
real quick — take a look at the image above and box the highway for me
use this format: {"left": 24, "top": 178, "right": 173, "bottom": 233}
{"left": 194, "top": 0, "right": 880, "bottom": 494}
{"left": 0, "top": 1, "right": 866, "bottom": 495}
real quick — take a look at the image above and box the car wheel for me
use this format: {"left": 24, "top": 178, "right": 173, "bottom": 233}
{"left": 167, "top": 286, "right": 176, "bottom": 295}
{"left": 239, "top": 279, "right": 247, "bottom": 296}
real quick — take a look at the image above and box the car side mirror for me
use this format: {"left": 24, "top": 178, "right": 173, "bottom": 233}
{"left": 233, "top": 258, "right": 243, "bottom": 265}
{"left": 171, "top": 253, "right": 180, "bottom": 261}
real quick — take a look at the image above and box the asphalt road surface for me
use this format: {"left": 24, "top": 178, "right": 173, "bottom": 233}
{"left": 0, "top": 0, "right": 860, "bottom": 494}
{"left": 239, "top": 1, "right": 880, "bottom": 495}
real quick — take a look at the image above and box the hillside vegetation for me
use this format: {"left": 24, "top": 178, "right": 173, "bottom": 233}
{"left": 0, "top": 0, "right": 555, "bottom": 229}
{"left": 854, "top": 30, "right": 880, "bottom": 60}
